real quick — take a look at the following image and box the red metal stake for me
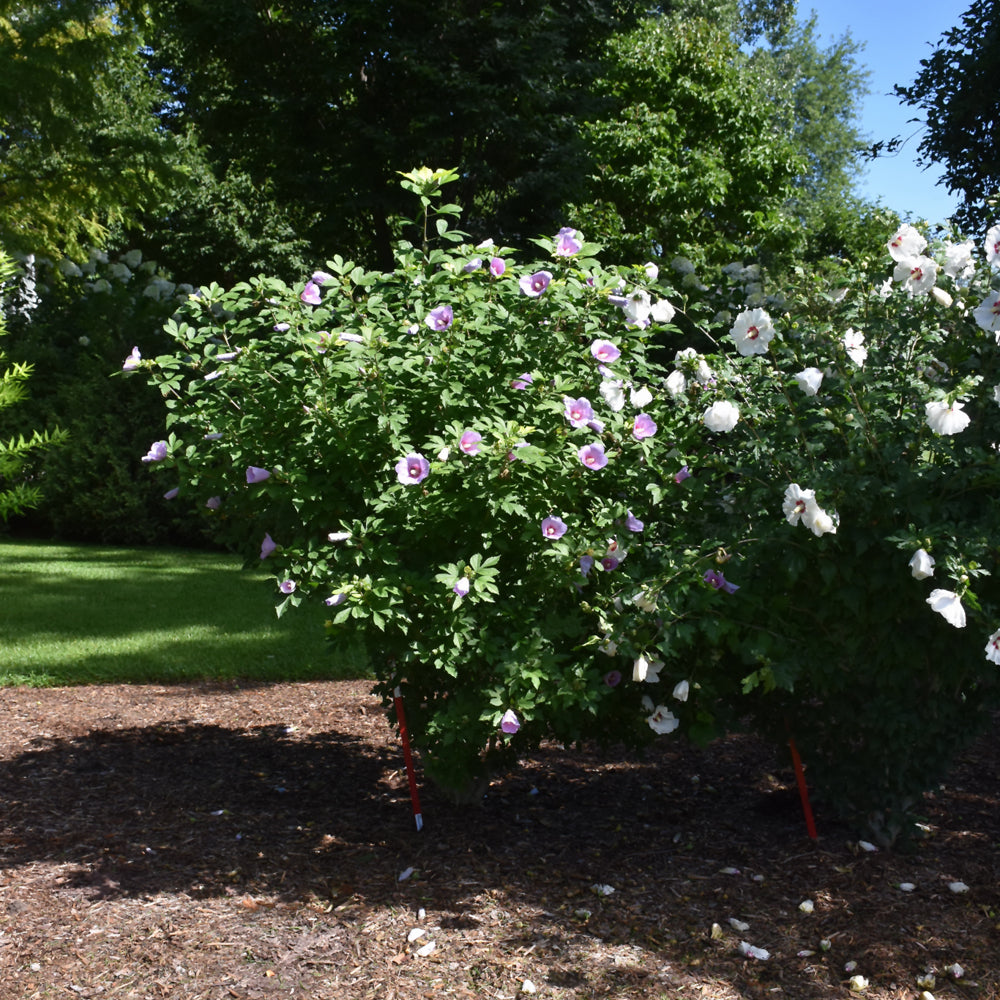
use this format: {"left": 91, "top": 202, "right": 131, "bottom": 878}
{"left": 788, "top": 737, "right": 818, "bottom": 840}
{"left": 393, "top": 686, "right": 423, "bottom": 831}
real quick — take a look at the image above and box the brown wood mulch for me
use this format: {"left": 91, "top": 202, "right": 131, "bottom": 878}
{"left": 1, "top": 680, "right": 998, "bottom": 999}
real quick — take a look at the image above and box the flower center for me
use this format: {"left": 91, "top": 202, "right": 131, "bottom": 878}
{"left": 747, "top": 325, "right": 759, "bottom": 340}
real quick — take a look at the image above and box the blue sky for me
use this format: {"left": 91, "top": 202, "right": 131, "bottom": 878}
{"left": 804, "top": 0, "right": 969, "bottom": 224}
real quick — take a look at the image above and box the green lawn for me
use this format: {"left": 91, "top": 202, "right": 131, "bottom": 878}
{"left": 0, "top": 539, "right": 369, "bottom": 687}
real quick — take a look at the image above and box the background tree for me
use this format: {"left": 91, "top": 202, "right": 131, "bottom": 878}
{"left": 894, "top": 0, "right": 1000, "bottom": 235}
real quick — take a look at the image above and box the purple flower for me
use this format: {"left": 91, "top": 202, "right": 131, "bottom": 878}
{"left": 704, "top": 569, "right": 739, "bottom": 594}
{"left": 625, "top": 510, "right": 644, "bottom": 532}
{"left": 490, "top": 257, "right": 506, "bottom": 278}
{"left": 555, "top": 227, "right": 583, "bottom": 256}
{"left": 141, "top": 440, "right": 168, "bottom": 463}
{"left": 459, "top": 430, "right": 482, "bottom": 455}
{"left": 246, "top": 466, "right": 271, "bottom": 484}
{"left": 206, "top": 496, "right": 221, "bottom": 509}
{"left": 395, "top": 453, "right": 430, "bottom": 485}
{"left": 601, "top": 556, "right": 620, "bottom": 572}
{"left": 279, "top": 580, "right": 296, "bottom": 594}
{"left": 300, "top": 281, "right": 321, "bottom": 305}
{"left": 325, "top": 593, "right": 347, "bottom": 607}
{"left": 590, "top": 340, "right": 621, "bottom": 363}
{"left": 311, "top": 270, "right": 333, "bottom": 285}
{"left": 122, "top": 346, "right": 141, "bottom": 371}
{"left": 260, "top": 533, "right": 277, "bottom": 560}
{"left": 507, "top": 441, "right": 528, "bottom": 461}
{"left": 563, "top": 396, "right": 595, "bottom": 429}
{"left": 579, "top": 555, "right": 594, "bottom": 577}
{"left": 578, "top": 442, "right": 608, "bottom": 470}
{"left": 500, "top": 709, "right": 521, "bottom": 735}
{"left": 511, "top": 373, "right": 533, "bottom": 391}
{"left": 216, "top": 350, "right": 240, "bottom": 361}
{"left": 453, "top": 577, "right": 471, "bottom": 597}
{"left": 463, "top": 257, "right": 482, "bottom": 273}
{"left": 674, "top": 465, "right": 691, "bottom": 484}
{"left": 163, "top": 487, "right": 179, "bottom": 500}
{"left": 632, "top": 413, "right": 657, "bottom": 440}
{"left": 425, "top": 305, "right": 454, "bottom": 331}
{"left": 274, "top": 322, "right": 290, "bottom": 332}
{"left": 203, "top": 432, "right": 223, "bottom": 441}
{"left": 519, "top": 271, "right": 552, "bottom": 297}
{"left": 541, "top": 516, "right": 568, "bottom": 539}
{"left": 604, "top": 670, "right": 622, "bottom": 688}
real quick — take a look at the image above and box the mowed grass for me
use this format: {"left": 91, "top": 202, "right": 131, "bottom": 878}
{"left": 0, "top": 539, "right": 369, "bottom": 687}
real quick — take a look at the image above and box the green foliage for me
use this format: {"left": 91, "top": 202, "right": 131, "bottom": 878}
{"left": 894, "top": 0, "right": 1000, "bottom": 235}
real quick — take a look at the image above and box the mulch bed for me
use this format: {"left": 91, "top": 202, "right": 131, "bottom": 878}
{"left": 1, "top": 680, "right": 998, "bottom": 999}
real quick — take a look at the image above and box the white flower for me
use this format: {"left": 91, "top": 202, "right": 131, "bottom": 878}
{"left": 985, "top": 223, "right": 1000, "bottom": 269}
{"left": 925, "top": 400, "right": 970, "bottom": 435}
{"left": 878, "top": 278, "right": 894, "bottom": 299}
{"left": 646, "top": 704, "right": 680, "bottom": 734}
{"left": 327, "top": 531, "right": 352, "bottom": 543}
{"left": 798, "top": 900, "right": 814, "bottom": 913}
{"left": 794, "top": 367, "right": 824, "bottom": 396}
{"left": 930, "top": 286, "right": 953, "bottom": 308}
{"left": 973, "top": 291, "right": 1000, "bottom": 334}
{"left": 729, "top": 307, "right": 776, "bottom": 356}
{"left": 804, "top": 505, "right": 837, "bottom": 537}
{"left": 672, "top": 679, "right": 689, "bottom": 702}
{"left": 738, "top": 942, "right": 770, "bottom": 960}
{"left": 858, "top": 840, "right": 878, "bottom": 852}
{"left": 887, "top": 223, "right": 927, "bottom": 262}
{"left": 633, "top": 654, "right": 664, "bottom": 683}
{"left": 643, "top": 261, "right": 659, "bottom": 282}
{"left": 948, "top": 962, "right": 965, "bottom": 978}
{"left": 600, "top": 379, "right": 626, "bottom": 412}
{"left": 927, "top": 590, "right": 967, "bottom": 628}
{"left": 898, "top": 882, "right": 916, "bottom": 892}
{"left": 703, "top": 400, "right": 740, "bottom": 433}
{"left": 650, "top": 298, "right": 675, "bottom": 323}
{"left": 783, "top": 484, "right": 817, "bottom": 526}
{"left": 665, "top": 370, "right": 687, "bottom": 396}
{"left": 893, "top": 255, "right": 938, "bottom": 296}
{"left": 943, "top": 239, "right": 975, "bottom": 280}
{"left": 909, "top": 548, "right": 935, "bottom": 579}
{"left": 985, "top": 628, "right": 1000, "bottom": 664}
{"left": 622, "top": 290, "right": 651, "bottom": 325}
{"left": 630, "top": 385, "right": 653, "bottom": 407}
{"left": 843, "top": 328, "right": 867, "bottom": 365}
{"left": 848, "top": 974, "right": 869, "bottom": 991}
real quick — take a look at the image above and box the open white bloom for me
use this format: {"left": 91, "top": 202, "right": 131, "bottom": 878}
{"left": 622, "top": 290, "right": 652, "bottom": 325}
{"left": 927, "top": 590, "right": 966, "bottom": 628}
{"left": 783, "top": 484, "right": 817, "bottom": 526}
{"left": 973, "top": 291, "right": 1000, "bottom": 334}
{"left": 794, "top": 367, "right": 824, "bottom": 396}
{"left": 675, "top": 347, "right": 714, "bottom": 384}
{"left": 633, "top": 654, "right": 664, "bottom": 683}
{"left": 650, "top": 298, "right": 675, "bottom": 323}
{"left": 985, "top": 628, "right": 1000, "bottom": 664}
{"left": 986, "top": 223, "right": 1000, "bottom": 269}
{"left": 646, "top": 704, "right": 680, "bottom": 734}
{"left": 630, "top": 385, "right": 653, "bottom": 407}
{"left": 925, "top": 399, "right": 970, "bottom": 435}
{"left": 943, "top": 238, "right": 975, "bottom": 280}
{"left": 909, "top": 548, "right": 935, "bottom": 580}
{"left": 729, "top": 307, "right": 776, "bottom": 356}
{"left": 600, "top": 379, "right": 626, "bottom": 412}
{"left": 672, "top": 679, "right": 690, "bottom": 702}
{"left": 703, "top": 400, "right": 740, "bottom": 433}
{"left": 804, "top": 505, "right": 837, "bottom": 537}
{"left": 665, "top": 370, "right": 687, "bottom": 396}
{"left": 893, "top": 255, "right": 938, "bottom": 296}
{"left": 878, "top": 278, "right": 894, "bottom": 299}
{"left": 843, "top": 328, "right": 867, "bottom": 365}
{"left": 887, "top": 223, "right": 927, "bottom": 262}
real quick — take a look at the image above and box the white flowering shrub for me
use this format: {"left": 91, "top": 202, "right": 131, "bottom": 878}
{"left": 135, "top": 169, "right": 1000, "bottom": 838}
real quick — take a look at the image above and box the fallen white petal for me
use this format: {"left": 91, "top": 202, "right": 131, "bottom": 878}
{"left": 819, "top": 939, "right": 832, "bottom": 951}
{"left": 574, "top": 908, "right": 592, "bottom": 919}
{"left": 591, "top": 883, "right": 615, "bottom": 896}
{"left": 720, "top": 867, "right": 741, "bottom": 875}
{"left": 397, "top": 867, "right": 415, "bottom": 881}
{"left": 738, "top": 941, "right": 769, "bottom": 960}
{"left": 415, "top": 941, "right": 436, "bottom": 957}
{"left": 844, "top": 960, "right": 857, "bottom": 972}
{"left": 521, "top": 981, "right": 537, "bottom": 994}
{"left": 710, "top": 922, "right": 724, "bottom": 940}
{"left": 916, "top": 974, "right": 936, "bottom": 989}
{"left": 948, "top": 963, "right": 964, "bottom": 978}
{"left": 797, "top": 949, "right": 815, "bottom": 957}
{"left": 948, "top": 881, "right": 969, "bottom": 893}
{"left": 407, "top": 928, "right": 426, "bottom": 943}
{"left": 899, "top": 882, "right": 916, "bottom": 892}
{"left": 729, "top": 918, "right": 750, "bottom": 932}
{"left": 799, "top": 900, "right": 814, "bottom": 913}
{"left": 849, "top": 974, "right": 869, "bottom": 991}
{"left": 858, "top": 840, "right": 878, "bottom": 853}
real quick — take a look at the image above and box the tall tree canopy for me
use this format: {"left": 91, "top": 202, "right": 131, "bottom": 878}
{"left": 894, "top": 0, "right": 1000, "bottom": 234}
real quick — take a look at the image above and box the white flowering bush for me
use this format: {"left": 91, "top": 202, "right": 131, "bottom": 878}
{"left": 135, "top": 170, "right": 1000, "bottom": 838}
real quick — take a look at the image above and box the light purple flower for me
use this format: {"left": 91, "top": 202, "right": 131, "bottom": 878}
{"left": 541, "top": 516, "right": 568, "bottom": 539}
{"left": 460, "top": 431, "right": 482, "bottom": 455}
{"left": 300, "top": 281, "right": 321, "bottom": 305}
{"left": 563, "top": 396, "right": 595, "bottom": 428}
{"left": 325, "top": 593, "right": 347, "bottom": 607}
{"left": 122, "top": 346, "right": 141, "bottom": 371}
{"left": 260, "top": 533, "right": 277, "bottom": 559}
{"left": 203, "top": 432, "right": 223, "bottom": 441}
{"left": 425, "top": 305, "right": 454, "bottom": 331}
{"left": 274, "top": 323, "right": 290, "bottom": 332}
{"left": 580, "top": 555, "right": 594, "bottom": 577}
{"left": 601, "top": 556, "right": 621, "bottom": 572}
{"left": 490, "top": 257, "right": 506, "bottom": 278}
{"left": 632, "top": 413, "right": 657, "bottom": 440}
{"left": 674, "top": 465, "right": 691, "bottom": 484}
{"left": 311, "top": 270, "right": 333, "bottom": 285}
{"left": 519, "top": 271, "right": 552, "bottom": 297}
{"left": 395, "top": 453, "right": 430, "bottom": 485}
{"left": 511, "top": 373, "right": 533, "bottom": 390}
{"left": 590, "top": 340, "right": 621, "bottom": 363}
{"left": 141, "top": 440, "right": 168, "bottom": 463}
{"left": 463, "top": 258, "right": 482, "bottom": 273}
{"left": 500, "top": 709, "right": 521, "bottom": 734}
{"left": 603, "top": 670, "right": 622, "bottom": 687}
{"left": 453, "top": 577, "right": 471, "bottom": 597}
{"left": 216, "top": 350, "right": 240, "bottom": 361}
{"left": 578, "top": 442, "right": 608, "bottom": 470}
{"left": 246, "top": 466, "right": 271, "bottom": 484}
{"left": 625, "top": 510, "right": 644, "bottom": 532}
{"left": 279, "top": 580, "right": 296, "bottom": 594}
{"left": 206, "top": 496, "right": 221, "bottom": 509}
{"left": 555, "top": 227, "right": 583, "bottom": 256}
{"left": 163, "top": 487, "right": 179, "bottom": 500}
{"left": 704, "top": 569, "right": 739, "bottom": 594}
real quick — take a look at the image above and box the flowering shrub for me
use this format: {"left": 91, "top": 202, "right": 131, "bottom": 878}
{"left": 136, "top": 169, "right": 1000, "bottom": 837}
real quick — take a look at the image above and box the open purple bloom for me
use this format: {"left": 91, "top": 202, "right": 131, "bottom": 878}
{"left": 279, "top": 580, "right": 296, "bottom": 594}
{"left": 580, "top": 555, "right": 594, "bottom": 577}
{"left": 590, "top": 339, "right": 621, "bottom": 363}
{"left": 206, "top": 496, "right": 221, "bottom": 509}
{"left": 578, "top": 442, "right": 608, "bottom": 470}
{"left": 601, "top": 556, "right": 620, "bottom": 572}
{"left": 704, "top": 569, "right": 739, "bottom": 594}
{"left": 395, "top": 453, "right": 430, "bottom": 485}
{"left": 141, "top": 440, "right": 168, "bottom": 463}
{"left": 425, "top": 305, "right": 454, "bottom": 331}
{"left": 300, "top": 281, "right": 322, "bottom": 305}
{"left": 122, "top": 346, "right": 141, "bottom": 371}
{"left": 500, "top": 709, "right": 521, "bottom": 735}
{"left": 604, "top": 670, "right": 622, "bottom": 688}
{"left": 512, "top": 373, "right": 533, "bottom": 390}
{"left": 541, "top": 516, "right": 568, "bottom": 540}
{"left": 632, "top": 413, "right": 657, "bottom": 440}
{"left": 490, "top": 257, "right": 506, "bottom": 278}
{"left": 453, "top": 577, "right": 471, "bottom": 597}
{"left": 459, "top": 430, "right": 482, "bottom": 455}
{"left": 674, "top": 465, "right": 691, "bottom": 484}
{"left": 563, "top": 396, "right": 595, "bottom": 428}
{"left": 625, "top": 510, "right": 644, "bottom": 532}
{"left": 163, "top": 487, "right": 179, "bottom": 500}
{"left": 260, "top": 533, "right": 277, "bottom": 559}
{"left": 555, "top": 227, "right": 583, "bottom": 256}
{"left": 519, "top": 271, "right": 552, "bottom": 297}
{"left": 246, "top": 466, "right": 271, "bottom": 484}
